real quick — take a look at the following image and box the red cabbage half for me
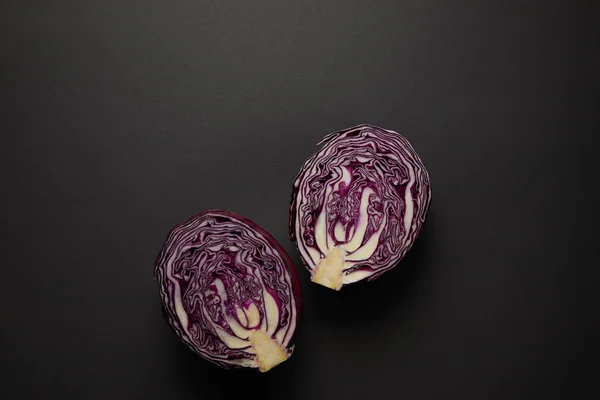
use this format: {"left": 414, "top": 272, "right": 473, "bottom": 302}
{"left": 154, "top": 210, "right": 302, "bottom": 372}
{"left": 290, "top": 124, "right": 431, "bottom": 290}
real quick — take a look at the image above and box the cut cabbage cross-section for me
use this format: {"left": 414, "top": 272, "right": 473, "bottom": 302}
{"left": 289, "top": 124, "right": 431, "bottom": 290}
{"left": 154, "top": 210, "right": 302, "bottom": 372}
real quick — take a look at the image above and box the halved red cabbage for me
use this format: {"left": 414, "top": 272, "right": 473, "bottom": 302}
{"left": 290, "top": 124, "right": 431, "bottom": 290}
{"left": 154, "top": 210, "right": 302, "bottom": 372}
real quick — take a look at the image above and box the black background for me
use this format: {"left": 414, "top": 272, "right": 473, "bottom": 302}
{"left": 1, "top": 1, "right": 599, "bottom": 399}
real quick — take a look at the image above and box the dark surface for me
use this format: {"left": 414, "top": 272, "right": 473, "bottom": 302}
{"left": 1, "top": 1, "right": 599, "bottom": 399}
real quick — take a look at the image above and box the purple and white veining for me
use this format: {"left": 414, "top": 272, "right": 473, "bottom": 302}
{"left": 290, "top": 124, "right": 431, "bottom": 290}
{"left": 155, "top": 210, "right": 302, "bottom": 372}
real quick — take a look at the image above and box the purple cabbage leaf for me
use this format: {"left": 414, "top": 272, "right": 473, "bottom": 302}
{"left": 290, "top": 124, "right": 431, "bottom": 290}
{"left": 155, "top": 210, "right": 302, "bottom": 372}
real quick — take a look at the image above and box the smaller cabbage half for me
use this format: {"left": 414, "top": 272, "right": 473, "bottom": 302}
{"left": 290, "top": 124, "right": 431, "bottom": 290}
